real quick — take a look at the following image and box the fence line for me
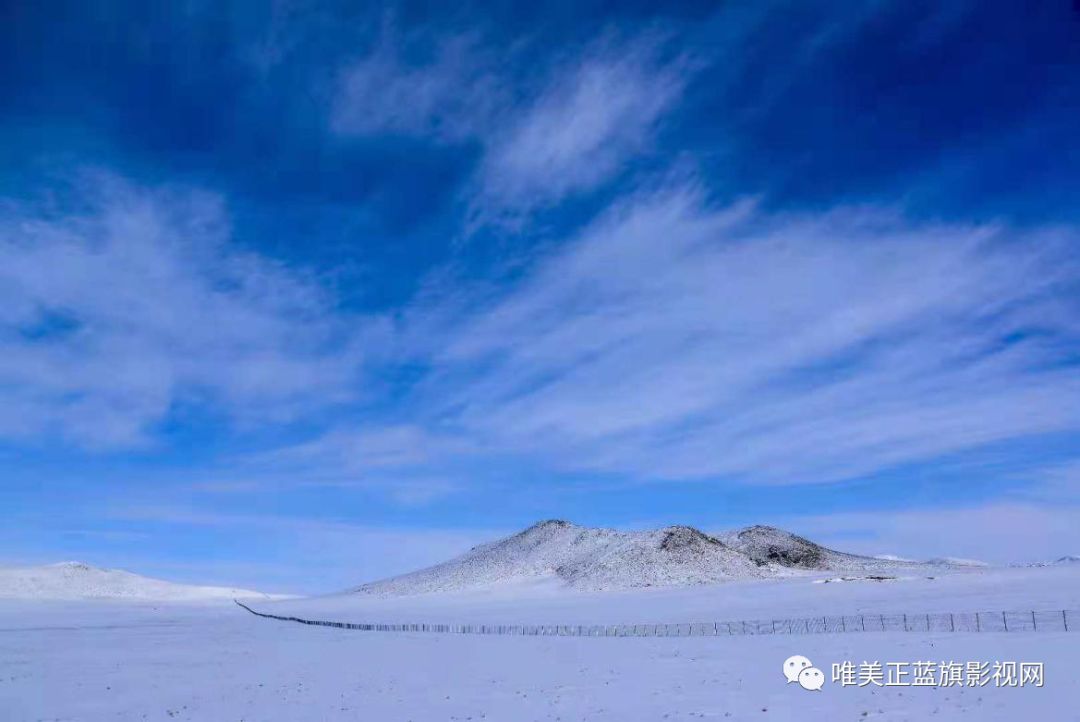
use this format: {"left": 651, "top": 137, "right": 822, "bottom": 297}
{"left": 234, "top": 601, "right": 1077, "bottom": 638}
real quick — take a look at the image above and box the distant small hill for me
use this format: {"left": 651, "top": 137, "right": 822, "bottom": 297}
{"left": 351, "top": 520, "right": 935, "bottom": 596}
{"left": 926, "top": 557, "right": 989, "bottom": 568}
{"left": 1015, "top": 555, "right": 1080, "bottom": 568}
{"left": 0, "top": 561, "right": 281, "bottom": 601}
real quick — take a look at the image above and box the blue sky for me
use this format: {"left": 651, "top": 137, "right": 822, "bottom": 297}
{"left": 2, "top": 1, "right": 1079, "bottom": 592}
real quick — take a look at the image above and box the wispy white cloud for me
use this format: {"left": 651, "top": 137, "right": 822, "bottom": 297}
{"left": 331, "top": 26, "right": 689, "bottom": 219}
{"left": 392, "top": 185, "right": 1080, "bottom": 485}
{"left": 331, "top": 25, "right": 504, "bottom": 142}
{"left": 475, "top": 33, "right": 689, "bottom": 215}
{"left": 0, "top": 173, "right": 366, "bottom": 447}
{"left": 17, "top": 171, "right": 1076, "bottom": 500}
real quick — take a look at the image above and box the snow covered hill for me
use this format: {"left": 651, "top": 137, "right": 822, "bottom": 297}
{"left": 926, "top": 557, "right": 989, "bottom": 568}
{"left": 717, "top": 524, "right": 924, "bottom": 572}
{"left": 1015, "top": 555, "right": 1080, "bottom": 568}
{"left": 352, "top": 520, "right": 935, "bottom": 596}
{"left": 0, "top": 561, "right": 281, "bottom": 601}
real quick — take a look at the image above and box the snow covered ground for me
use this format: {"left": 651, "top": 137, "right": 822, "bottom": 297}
{"left": 2, "top": 566, "right": 1077, "bottom": 721}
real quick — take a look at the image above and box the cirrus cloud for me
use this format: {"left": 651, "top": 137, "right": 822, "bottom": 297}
{"left": 0, "top": 174, "right": 366, "bottom": 447}
{"left": 392, "top": 186, "right": 1080, "bottom": 485}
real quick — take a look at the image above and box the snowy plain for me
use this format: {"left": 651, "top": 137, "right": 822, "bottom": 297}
{"left": 2, "top": 566, "right": 1078, "bottom": 721}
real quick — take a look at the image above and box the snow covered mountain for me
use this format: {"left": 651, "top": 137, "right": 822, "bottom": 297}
{"left": 352, "top": 521, "right": 931, "bottom": 596}
{"left": 0, "top": 561, "right": 281, "bottom": 601}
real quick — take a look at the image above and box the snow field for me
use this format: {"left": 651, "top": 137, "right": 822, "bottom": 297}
{"left": 0, "top": 601, "right": 1074, "bottom": 721}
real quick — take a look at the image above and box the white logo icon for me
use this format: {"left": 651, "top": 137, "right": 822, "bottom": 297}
{"left": 783, "top": 655, "right": 813, "bottom": 683}
{"left": 798, "top": 666, "right": 825, "bottom": 691}
{"left": 783, "top": 655, "right": 825, "bottom": 691}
